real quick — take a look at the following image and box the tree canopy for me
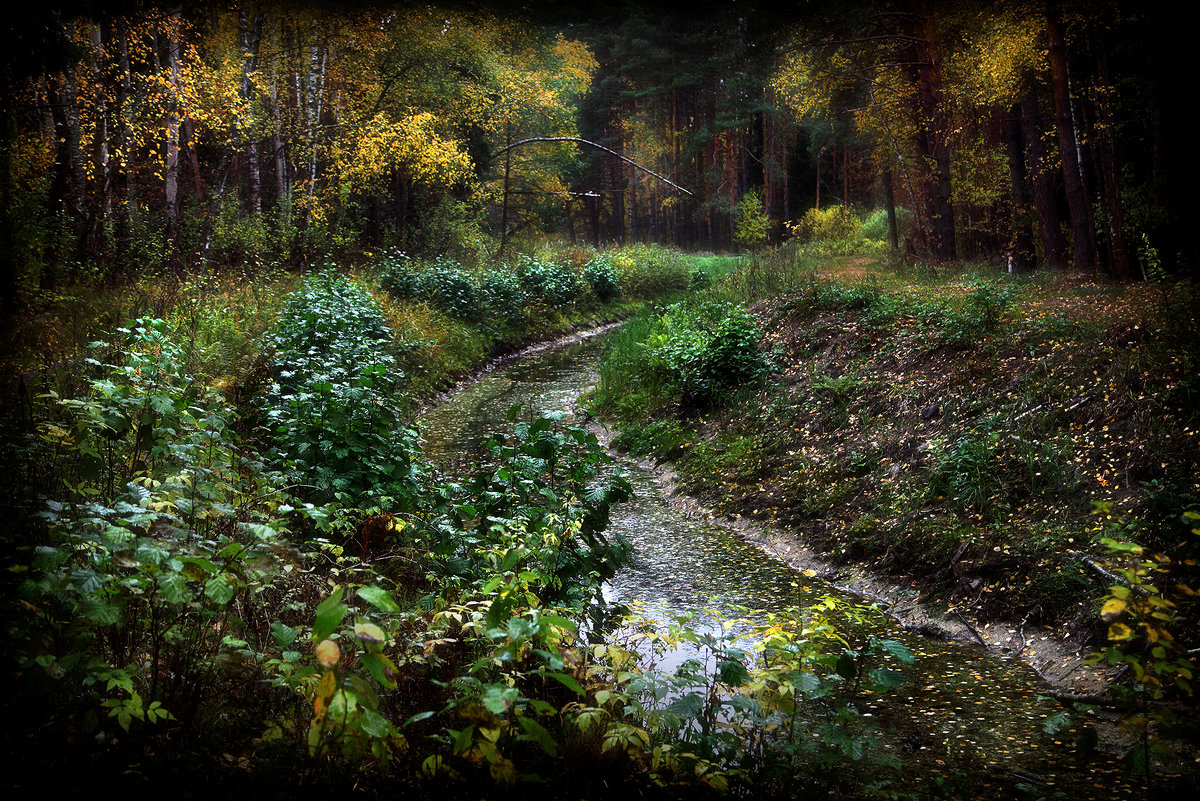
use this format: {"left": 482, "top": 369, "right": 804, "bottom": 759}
{"left": 2, "top": 0, "right": 1195, "bottom": 310}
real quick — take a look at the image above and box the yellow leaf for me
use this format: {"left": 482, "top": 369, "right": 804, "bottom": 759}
{"left": 316, "top": 638, "right": 341, "bottom": 668}
{"left": 316, "top": 669, "right": 337, "bottom": 701}
{"left": 1107, "top": 622, "right": 1134, "bottom": 641}
{"left": 1100, "top": 598, "right": 1127, "bottom": 621}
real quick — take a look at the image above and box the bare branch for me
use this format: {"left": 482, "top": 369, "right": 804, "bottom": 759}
{"left": 492, "top": 137, "right": 693, "bottom": 196}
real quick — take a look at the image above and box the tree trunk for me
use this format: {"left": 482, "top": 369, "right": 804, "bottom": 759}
{"left": 913, "top": 6, "right": 956, "bottom": 261}
{"left": 86, "top": 22, "right": 112, "bottom": 259}
{"left": 1020, "top": 87, "right": 1067, "bottom": 268}
{"left": 629, "top": 168, "right": 641, "bottom": 242}
{"left": 1004, "top": 105, "right": 1036, "bottom": 272}
{"left": 241, "top": 12, "right": 264, "bottom": 215}
{"left": 499, "top": 122, "right": 512, "bottom": 258}
{"left": 882, "top": 166, "right": 899, "bottom": 254}
{"left": 1046, "top": 6, "right": 1096, "bottom": 273}
{"left": 163, "top": 13, "right": 182, "bottom": 251}
{"left": 302, "top": 32, "right": 327, "bottom": 242}
{"left": 842, "top": 143, "right": 849, "bottom": 209}
{"left": 1093, "top": 54, "right": 1129, "bottom": 280}
{"left": 46, "top": 70, "right": 88, "bottom": 272}
{"left": 269, "top": 65, "right": 289, "bottom": 221}
{"left": 113, "top": 21, "right": 139, "bottom": 256}
{"left": 610, "top": 152, "right": 626, "bottom": 246}
{"left": 815, "top": 146, "right": 822, "bottom": 211}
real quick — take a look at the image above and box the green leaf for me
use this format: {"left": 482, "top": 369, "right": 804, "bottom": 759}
{"left": 313, "top": 587, "right": 348, "bottom": 643}
{"left": 204, "top": 575, "right": 235, "bottom": 606}
{"left": 157, "top": 571, "right": 190, "bottom": 604}
{"left": 1042, "top": 711, "right": 1071, "bottom": 735}
{"left": 360, "top": 707, "right": 391, "bottom": 738}
{"left": 360, "top": 652, "right": 398, "bottom": 690}
{"left": 791, "top": 671, "right": 823, "bottom": 695}
{"left": 717, "top": 658, "right": 750, "bottom": 687}
{"left": 726, "top": 694, "right": 760, "bottom": 714}
{"left": 357, "top": 586, "right": 400, "bottom": 613}
{"left": 404, "top": 710, "right": 437, "bottom": 728}
{"left": 271, "top": 621, "right": 300, "bottom": 648}
{"left": 836, "top": 651, "right": 858, "bottom": 680}
{"left": 875, "top": 638, "right": 915, "bottom": 664}
{"left": 842, "top": 737, "right": 865, "bottom": 761}
{"left": 539, "top": 614, "right": 577, "bottom": 635}
{"left": 354, "top": 621, "right": 387, "bottom": 646}
{"left": 544, "top": 671, "right": 585, "bottom": 695}
{"left": 517, "top": 715, "right": 557, "bottom": 755}
{"left": 868, "top": 668, "right": 905, "bottom": 690}
{"left": 666, "top": 693, "right": 703, "bottom": 718}
{"left": 452, "top": 725, "right": 475, "bottom": 755}
{"left": 481, "top": 684, "right": 518, "bottom": 715}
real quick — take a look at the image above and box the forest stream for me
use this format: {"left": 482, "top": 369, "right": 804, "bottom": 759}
{"left": 419, "top": 333, "right": 1141, "bottom": 799}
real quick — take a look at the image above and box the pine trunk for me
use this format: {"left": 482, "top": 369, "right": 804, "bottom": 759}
{"left": 1004, "top": 105, "right": 1036, "bottom": 272}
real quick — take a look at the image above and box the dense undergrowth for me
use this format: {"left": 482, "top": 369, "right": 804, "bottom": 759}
{"left": 590, "top": 237, "right": 1200, "bottom": 787}
{"left": 0, "top": 246, "right": 943, "bottom": 798}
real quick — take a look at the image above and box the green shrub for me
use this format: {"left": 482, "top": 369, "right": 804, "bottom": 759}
{"left": 811, "top": 281, "right": 883, "bottom": 313}
{"left": 583, "top": 255, "right": 621, "bottom": 303}
{"left": 264, "top": 273, "right": 421, "bottom": 508}
{"left": 478, "top": 269, "right": 528, "bottom": 320}
{"left": 788, "top": 206, "right": 861, "bottom": 243}
{"left": 610, "top": 245, "right": 691, "bottom": 300}
{"left": 518, "top": 256, "right": 580, "bottom": 310}
{"left": 418, "top": 258, "right": 477, "bottom": 320}
{"left": 612, "top": 418, "right": 690, "bottom": 460}
{"left": 18, "top": 318, "right": 290, "bottom": 740}
{"left": 689, "top": 265, "right": 714, "bottom": 291}
{"left": 733, "top": 188, "right": 769, "bottom": 251}
{"left": 655, "top": 301, "right": 768, "bottom": 406}
{"left": 858, "top": 207, "right": 913, "bottom": 243}
{"left": 929, "top": 431, "right": 1003, "bottom": 513}
{"left": 941, "top": 280, "right": 1016, "bottom": 345}
{"left": 377, "top": 248, "right": 420, "bottom": 300}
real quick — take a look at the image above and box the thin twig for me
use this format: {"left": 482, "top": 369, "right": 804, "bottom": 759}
{"left": 952, "top": 611, "right": 987, "bottom": 647}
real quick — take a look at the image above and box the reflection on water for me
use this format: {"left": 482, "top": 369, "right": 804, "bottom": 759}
{"left": 419, "top": 334, "right": 1137, "bottom": 798}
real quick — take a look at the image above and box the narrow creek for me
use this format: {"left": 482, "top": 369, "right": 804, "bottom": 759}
{"left": 419, "top": 334, "right": 1135, "bottom": 798}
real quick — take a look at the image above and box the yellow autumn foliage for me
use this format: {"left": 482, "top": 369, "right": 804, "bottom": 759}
{"left": 337, "top": 112, "right": 474, "bottom": 194}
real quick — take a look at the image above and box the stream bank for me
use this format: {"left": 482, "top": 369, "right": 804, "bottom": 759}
{"left": 602, "top": 440, "right": 1113, "bottom": 698}
{"left": 420, "top": 331, "right": 1157, "bottom": 797}
{"left": 586, "top": 275, "right": 1200, "bottom": 705}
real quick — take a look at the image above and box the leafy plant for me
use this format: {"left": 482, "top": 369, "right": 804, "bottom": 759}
{"left": 16, "top": 318, "right": 290, "bottom": 743}
{"left": 263, "top": 272, "right": 421, "bottom": 509}
{"left": 1084, "top": 502, "right": 1198, "bottom": 788}
{"left": 478, "top": 269, "right": 528, "bottom": 321}
{"left": 518, "top": 256, "right": 581, "bottom": 310}
{"left": 591, "top": 598, "right": 914, "bottom": 797}
{"left": 654, "top": 301, "right": 769, "bottom": 406}
{"left": 941, "top": 280, "right": 1016, "bottom": 345}
{"left": 583, "top": 255, "right": 622, "bottom": 303}
{"left": 734, "top": 189, "right": 769, "bottom": 251}
{"left": 377, "top": 248, "right": 420, "bottom": 300}
{"left": 418, "top": 258, "right": 478, "bottom": 320}
{"left": 929, "top": 431, "right": 1003, "bottom": 514}
{"left": 788, "top": 206, "right": 861, "bottom": 244}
